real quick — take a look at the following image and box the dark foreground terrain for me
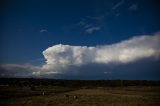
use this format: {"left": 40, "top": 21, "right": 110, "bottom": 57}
{"left": 0, "top": 78, "right": 160, "bottom": 106}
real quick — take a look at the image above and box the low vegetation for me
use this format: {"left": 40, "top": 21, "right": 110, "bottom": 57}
{"left": 0, "top": 78, "right": 160, "bottom": 106}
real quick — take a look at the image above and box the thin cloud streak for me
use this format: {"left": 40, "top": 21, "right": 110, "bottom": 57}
{"left": 40, "top": 29, "right": 48, "bottom": 33}
{"left": 112, "top": 0, "right": 125, "bottom": 10}
{"left": 85, "top": 27, "right": 101, "bottom": 34}
{"left": 128, "top": 4, "right": 138, "bottom": 11}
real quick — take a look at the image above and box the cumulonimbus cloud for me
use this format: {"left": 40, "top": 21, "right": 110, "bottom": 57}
{"left": 0, "top": 33, "right": 160, "bottom": 77}
{"left": 42, "top": 34, "right": 160, "bottom": 70}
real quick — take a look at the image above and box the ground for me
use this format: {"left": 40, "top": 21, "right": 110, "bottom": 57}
{"left": 0, "top": 85, "right": 160, "bottom": 106}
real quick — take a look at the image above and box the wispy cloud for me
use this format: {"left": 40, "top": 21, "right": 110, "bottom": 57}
{"left": 40, "top": 29, "right": 48, "bottom": 33}
{"left": 84, "top": 24, "right": 93, "bottom": 28}
{"left": 85, "top": 27, "right": 101, "bottom": 34}
{"left": 128, "top": 4, "right": 138, "bottom": 11}
{"left": 115, "top": 13, "right": 120, "bottom": 17}
{"left": 91, "top": 16, "right": 105, "bottom": 21}
{"left": 77, "top": 20, "right": 86, "bottom": 26}
{"left": 112, "top": 0, "right": 125, "bottom": 10}
{"left": 77, "top": 16, "right": 104, "bottom": 34}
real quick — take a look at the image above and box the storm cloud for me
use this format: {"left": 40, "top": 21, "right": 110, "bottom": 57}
{"left": 42, "top": 34, "right": 160, "bottom": 71}
{"left": 0, "top": 33, "right": 160, "bottom": 79}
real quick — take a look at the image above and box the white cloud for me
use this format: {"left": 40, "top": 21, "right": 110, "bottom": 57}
{"left": 42, "top": 34, "right": 160, "bottom": 72}
{"left": 0, "top": 33, "right": 160, "bottom": 77}
{"left": 85, "top": 27, "right": 101, "bottom": 34}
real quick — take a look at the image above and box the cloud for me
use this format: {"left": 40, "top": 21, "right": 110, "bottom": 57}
{"left": 115, "top": 13, "right": 120, "bottom": 17}
{"left": 0, "top": 64, "right": 40, "bottom": 77}
{"left": 77, "top": 16, "right": 104, "bottom": 34}
{"left": 42, "top": 34, "right": 160, "bottom": 71}
{"left": 0, "top": 33, "right": 160, "bottom": 79}
{"left": 112, "top": 0, "right": 125, "bottom": 10}
{"left": 77, "top": 20, "right": 86, "bottom": 26}
{"left": 90, "top": 16, "right": 105, "bottom": 21}
{"left": 84, "top": 24, "right": 92, "bottom": 28}
{"left": 0, "top": 64, "right": 60, "bottom": 77}
{"left": 85, "top": 27, "right": 101, "bottom": 34}
{"left": 128, "top": 4, "right": 138, "bottom": 11}
{"left": 40, "top": 29, "right": 48, "bottom": 33}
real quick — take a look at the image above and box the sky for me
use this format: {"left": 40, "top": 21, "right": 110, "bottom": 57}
{"left": 0, "top": 0, "right": 160, "bottom": 80}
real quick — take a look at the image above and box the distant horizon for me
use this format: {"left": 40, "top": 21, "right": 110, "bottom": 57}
{"left": 1, "top": 77, "right": 160, "bottom": 81}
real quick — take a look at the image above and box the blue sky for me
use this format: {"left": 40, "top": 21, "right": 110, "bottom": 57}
{"left": 0, "top": 0, "right": 160, "bottom": 80}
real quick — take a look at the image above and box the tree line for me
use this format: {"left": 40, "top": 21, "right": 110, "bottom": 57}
{"left": 0, "top": 78, "right": 159, "bottom": 87}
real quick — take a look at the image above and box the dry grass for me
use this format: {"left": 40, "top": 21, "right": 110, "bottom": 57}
{"left": 0, "top": 86, "right": 160, "bottom": 106}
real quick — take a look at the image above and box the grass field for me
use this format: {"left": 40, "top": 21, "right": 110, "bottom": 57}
{"left": 0, "top": 85, "right": 160, "bottom": 106}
